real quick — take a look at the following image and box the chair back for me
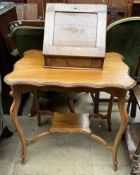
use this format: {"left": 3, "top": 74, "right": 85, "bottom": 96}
{"left": 10, "top": 20, "right": 44, "bottom": 57}
{"left": 106, "top": 17, "right": 140, "bottom": 80}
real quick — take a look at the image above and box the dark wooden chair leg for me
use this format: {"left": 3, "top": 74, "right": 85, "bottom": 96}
{"left": 91, "top": 92, "right": 100, "bottom": 114}
{"left": 32, "top": 91, "right": 42, "bottom": 126}
{"left": 29, "top": 90, "right": 39, "bottom": 117}
{"left": 130, "top": 100, "right": 137, "bottom": 118}
{"left": 107, "top": 95, "right": 114, "bottom": 131}
{"left": 90, "top": 92, "right": 114, "bottom": 131}
{"left": 90, "top": 93, "right": 95, "bottom": 102}
{"left": 68, "top": 98, "right": 75, "bottom": 113}
{"left": 30, "top": 91, "right": 75, "bottom": 125}
{"left": 127, "top": 90, "right": 137, "bottom": 118}
{"left": 127, "top": 91, "right": 131, "bottom": 113}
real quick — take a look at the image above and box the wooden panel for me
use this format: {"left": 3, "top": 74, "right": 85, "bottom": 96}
{"left": 132, "top": 3, "right": 140, "bottom": 16}
{"left": 45, "top": 56, "right": 103, "bottom": 69}
{"left": 16, "top": 3, "right": 38, "bottom": 20}
{"left": 28, "top": 0, "right": 133, "bottom": 22}
{"left": 27, "top": 0, "right": 43, "bottom": 18}
{"left": 108, "top": 0, "right": 130, "bottom": 8}
{"left": 53, "top": 12, "right": 97, "bottom": 47}
{"left": 43, "top": 0, "right": 66, "bottom": 18}
{"left": 30, "top": 0, "right": 134, "bottom": 19}
{"left": 51, "top": 112, "right": 90, "bottom": 133}
{"left": 107, "top": 0, "right": 133, "bottom": 21}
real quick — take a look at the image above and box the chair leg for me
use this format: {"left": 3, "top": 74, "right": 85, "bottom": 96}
{"left": 90, "top": 92, "right": 100, "bottom": 113}
{"left": 37, "top": 111, "right": 41, "bottom": 126}
{"left": 90, "top": 93, "right": 95, "bottom": 102}
{"left": 33, "top": 91, "right": 42, "bottom": 126}
{"left": 107, "top": 95, "right": 114, "bottom": 131}
{"left": 127, "top": 90, "right": 134, "bottom": 116}
{"left": 29, "top": 90, "right": 41, "bottom": 126}
{"left": 130, "top": 100, "right": 137, "bottom": 118}
{"left": 90, "top": 93, "right": 114, "bottom": 131}
{"left": 127, "top": 100, "right": 131, "bottom": 114}
{"left": 127, "top": 90, "right": 137, "bottom": 118}
{"left": 68, "top": 98, "right": 75, "bottom": 113}
{"left": 29, "top": 90, "right": 39, "bottom": 117}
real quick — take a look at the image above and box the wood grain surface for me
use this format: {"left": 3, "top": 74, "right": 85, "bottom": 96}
{"left": 4, "top": 50, "right": 135, "bottom": 90}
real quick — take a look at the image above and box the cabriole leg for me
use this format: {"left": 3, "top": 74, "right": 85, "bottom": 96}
{"left": 112, "top": 96, "right": 128, "bottom": 171}
{"left": 10, "top": 87, "right": 27, "bottom": 164}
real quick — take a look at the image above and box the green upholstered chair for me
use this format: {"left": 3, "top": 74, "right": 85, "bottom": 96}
{"left": 107, "top": 17, "right": 140, "bottom": 78}
{"left": 11, "top": 26, "right": 44, "bottom": 58}
{"left": 9, "top": 20, "right": 76, "bottom": 125}
{"left": 106, "top": 17, "right": 140, "bottom": 117}
{"left": 9, "top": 20, "right": 45, "bottom": 57}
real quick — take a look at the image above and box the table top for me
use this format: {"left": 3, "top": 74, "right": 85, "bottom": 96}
{"left": 4, "top": 50, "right": 135, "bottom": 90}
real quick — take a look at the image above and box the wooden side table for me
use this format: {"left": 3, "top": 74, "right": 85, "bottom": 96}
{"left": 4, "top": 50, "right": 136, "bottom": 171}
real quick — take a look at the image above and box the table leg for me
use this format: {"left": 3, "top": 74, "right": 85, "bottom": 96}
{"left": 112, "top": 97, "right": 128, "bottom": 171}
{"left": 10, "top": 89, "right": 27, "bottom": 164}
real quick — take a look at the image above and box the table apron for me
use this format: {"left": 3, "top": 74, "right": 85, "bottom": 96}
{"left": 10, "top": 84, "right": 127, "bottom": 98}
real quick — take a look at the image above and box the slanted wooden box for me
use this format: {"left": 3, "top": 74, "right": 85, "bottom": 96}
{"left": 43, "top": 3, "right": 107, "bottom": 69}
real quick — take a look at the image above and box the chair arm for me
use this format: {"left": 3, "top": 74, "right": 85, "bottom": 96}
{"left": 9, "top": 20, "right": 44, "bottom": 32}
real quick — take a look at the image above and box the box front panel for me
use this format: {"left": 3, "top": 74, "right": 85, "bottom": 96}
{"left": 53, "top": 12, "right": 97, "bottom": 47}
{"left": 45, "top": 56, "right": 104, "bottom": 69}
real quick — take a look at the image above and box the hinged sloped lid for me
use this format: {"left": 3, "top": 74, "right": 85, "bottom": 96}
{"left": 43, "top": 3, "right": 107, "bottom": 58}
